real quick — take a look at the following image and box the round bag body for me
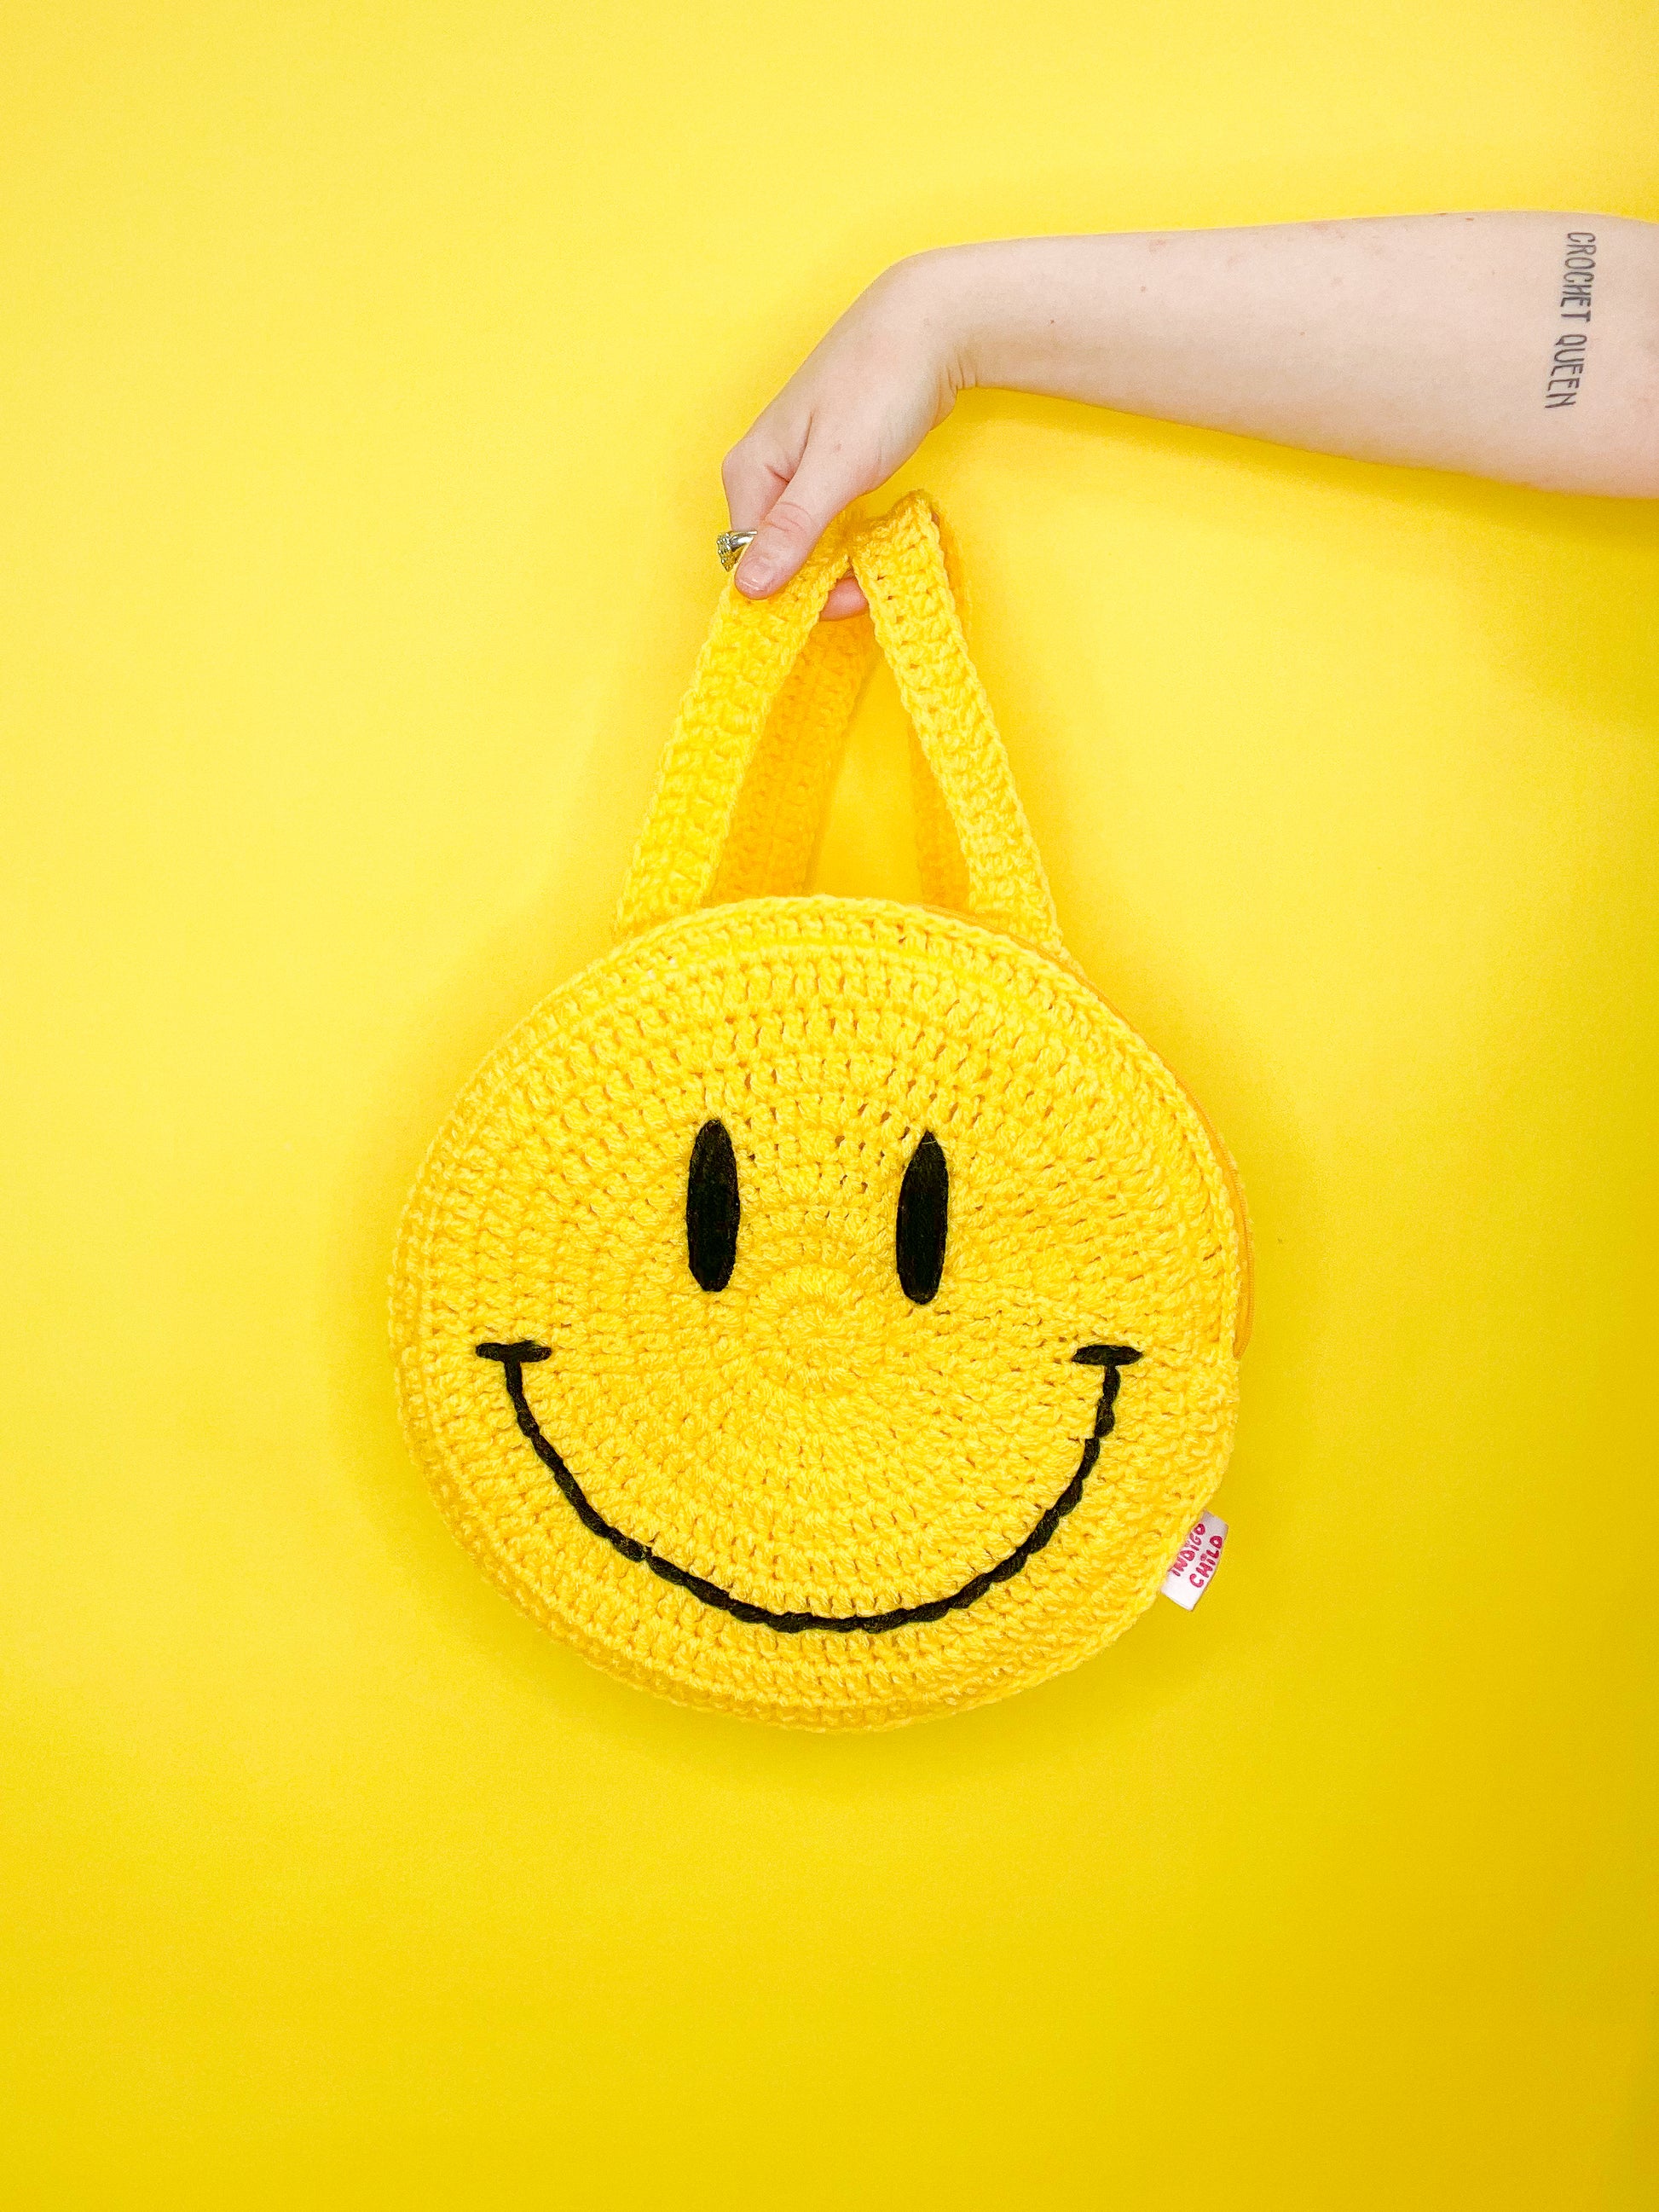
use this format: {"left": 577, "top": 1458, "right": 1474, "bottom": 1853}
{"left": 392, "top": 494, "right": 1251, "bottom": 1730}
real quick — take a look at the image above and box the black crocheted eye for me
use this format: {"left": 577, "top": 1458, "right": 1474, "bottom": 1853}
{"left": 896, "top": 1131, "right": 948, "bottom": 1305}
{"left": 686, "top": 1119, "right": 740, "bottom": 1292}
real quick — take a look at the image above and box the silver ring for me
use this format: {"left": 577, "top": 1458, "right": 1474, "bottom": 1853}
{"left": 716, "top": 529, "right": 757, "bottom": 571}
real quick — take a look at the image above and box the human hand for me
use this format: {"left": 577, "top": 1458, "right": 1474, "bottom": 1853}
{"left": 721, "top": 256, "right": 965, "bottom": 618}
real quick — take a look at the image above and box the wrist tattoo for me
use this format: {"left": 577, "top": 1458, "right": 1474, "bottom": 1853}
{"left": 1544, "top": 231, "right": 1596, "bottom": 409}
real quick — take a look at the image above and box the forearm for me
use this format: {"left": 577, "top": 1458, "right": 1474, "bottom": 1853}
{"left": 908, "top": 213, "right": 1659, "bottom": 498}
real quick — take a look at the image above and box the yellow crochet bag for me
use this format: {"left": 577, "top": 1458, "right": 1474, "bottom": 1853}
{"left": 392, "top": 492, "right": 1251, "bottom": 1730}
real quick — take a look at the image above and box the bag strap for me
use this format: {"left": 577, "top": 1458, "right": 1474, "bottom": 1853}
{"left": 712, "top": 514, "right": 974, "bottom": 911}
{"left": 616, "top": 491, "right": 1061, "bottom": 955}
{"left": 850, "top": 495, "right": 1057, "bottom": 949}
{"left": 707, "top": 601, "right": 876, "bottom": 903}
{"left": 616, "top": 516, "right": 858, "bottom": 935}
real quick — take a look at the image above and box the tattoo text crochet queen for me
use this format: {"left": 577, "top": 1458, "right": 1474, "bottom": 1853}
{"left": 1545, "top": 231, "right": 1597, "bottom": 409}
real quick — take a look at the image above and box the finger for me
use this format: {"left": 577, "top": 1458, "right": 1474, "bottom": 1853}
{"left": 733, "top": 444, "right": 866, "bottom": 600}
{"left": 721, "top": 431, "right": 864, "bottom": 617}
{"left": 820, "top": 572, "right": 869, "bottom": 620}
{"left": 720, "top": 435, "right": 792, "bottom": 532}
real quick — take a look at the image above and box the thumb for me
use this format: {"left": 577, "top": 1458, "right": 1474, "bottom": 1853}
{"left": 732, "top": 446, "right": 867, "bottom": 600}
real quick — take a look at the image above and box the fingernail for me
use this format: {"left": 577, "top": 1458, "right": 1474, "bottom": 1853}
{"left": 736, "top": 556, "right": 777, "bottom": 595}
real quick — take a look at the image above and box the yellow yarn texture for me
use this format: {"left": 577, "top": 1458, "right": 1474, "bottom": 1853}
{"left": 393, "top": 494, "right": 1250, "bottom": 1730}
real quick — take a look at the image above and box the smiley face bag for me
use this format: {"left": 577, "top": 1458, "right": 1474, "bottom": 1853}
{"left": 392, "top": 492, "right": 1251, "bottom": 1729}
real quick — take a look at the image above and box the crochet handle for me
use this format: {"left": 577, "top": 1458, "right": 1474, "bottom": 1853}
{"left": 616, "top": 491, "right": 1061, "bottom": 955}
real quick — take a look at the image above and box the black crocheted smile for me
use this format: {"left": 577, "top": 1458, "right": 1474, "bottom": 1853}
{"left": 473, "top": 1340, "right": 1141, "bottom": 1635}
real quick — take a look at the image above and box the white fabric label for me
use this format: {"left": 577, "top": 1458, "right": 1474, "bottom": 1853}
{"left": 1160, "top": 1510, "right": 1228, "bottom": 1610}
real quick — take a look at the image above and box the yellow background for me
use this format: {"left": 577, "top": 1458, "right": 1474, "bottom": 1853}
{"left": 3, "top": 3, "right": 1656, "bottom": 2203}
